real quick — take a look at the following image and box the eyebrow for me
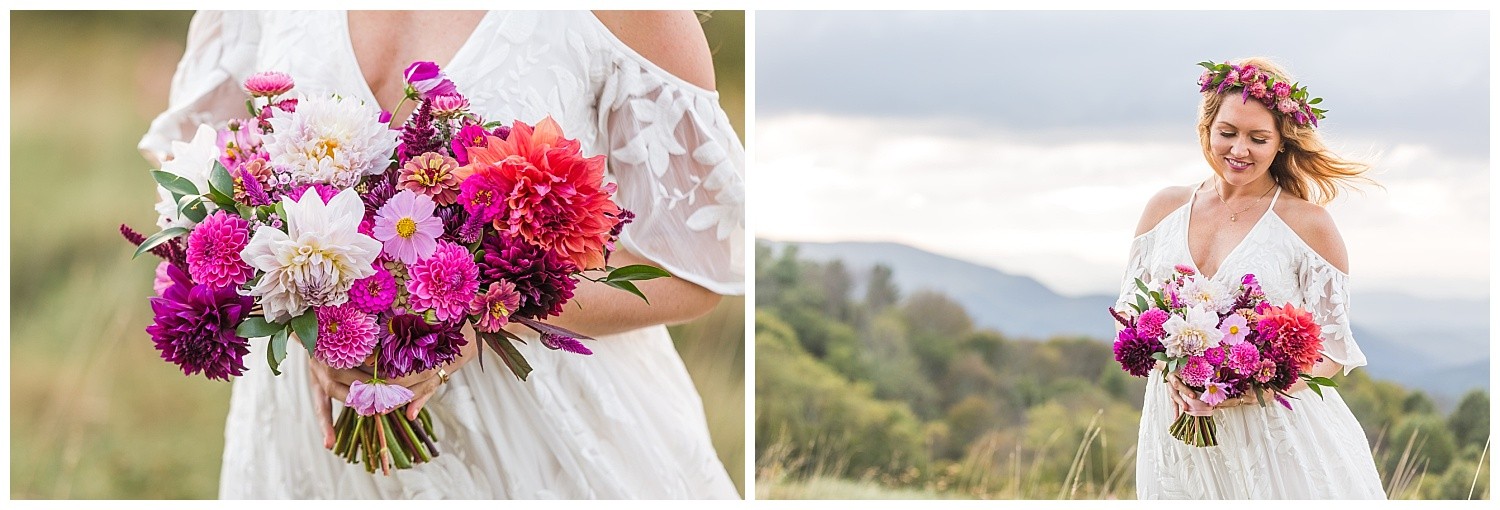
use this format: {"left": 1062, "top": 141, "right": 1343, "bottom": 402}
{"left": 1214, "top": 121, "right": 1275, "bottom": 135}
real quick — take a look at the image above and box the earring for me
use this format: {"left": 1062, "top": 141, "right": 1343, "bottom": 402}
{"left": 1278, "top": 147, "right": 1285, "bottom": 153}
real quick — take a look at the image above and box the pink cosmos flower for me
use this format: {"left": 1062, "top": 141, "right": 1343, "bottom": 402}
{"left": 185, "top": 211, "right": 254, "bottom": 289}
{"left": 373, "top": 190, "right": 444, "bottom": 264}
{"left": 217, "top": 119, "right": 262, "bottom": 171}
{"left": 406, "top": 241, "right": 481, "bottom": 322}
{"left": 399, "top": 152, "right": 467, "bottom": 206}
{"left": 243, "top": 71, "right": 294, "bottom": 97}
{"left": 1199, "top": 381, "right": 1231, "bottom": 407}
{"left": 403, "top": 61, "right": 457, "bottom": 99}
{"left": 314, "top": 303, "right": 378, "bottom": 369}
{"left": 471, "top": 280, "right": 522, "bottom": 333}
{"left": 345, "top": 380, "right": 414, "bottom": 417}
{"left": 1219, "top": 314, "right": 1250, "bottom": 345}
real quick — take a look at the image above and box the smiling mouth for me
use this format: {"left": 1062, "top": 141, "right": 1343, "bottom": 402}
{"left": 1225, "top": 158, "right": 1252, "bottom": 171}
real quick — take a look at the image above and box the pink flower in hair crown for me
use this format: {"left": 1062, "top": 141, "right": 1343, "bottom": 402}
{"left": 1196, "top": 60, "right": 1326, "bottom": 127}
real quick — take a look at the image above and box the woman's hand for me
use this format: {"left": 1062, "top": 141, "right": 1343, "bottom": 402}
{"left": 361, "top": 336, "right": 481, "bottom": 421}
{"left": 307, "top": 360, "right": 375, "bottom": 449}
{"left": 1164, "top": 371, "right": 1213, "bottom": 417}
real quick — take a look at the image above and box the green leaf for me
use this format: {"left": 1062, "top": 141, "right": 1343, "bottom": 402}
{"left": 236, "top": 316, "right": 283, "bottom": 338}
{"left": 603, "top": 264, "right": 673, "bottom": 282}
{"left": 1150, "top": 352, "right": 1168, "bottom": 362}
{"left": 1128, "top": 301, "right": 1142, "bottom": 314}
{"left": 179, "top": 196, "right": 209, "bottom": 224}
{"left": 209, "top": 161, "right": 236, "bottom": 200}
{"left": 1308, "top": 97, "right": 1322, "bottom": 105}
{"left": 132, "top": 227, "right": 189, "bottom": 259}
{"left": 152, "top": 170, "right": 200, "bottom": 196}
{"left": 267, "top": 329, "right": 289, "bottom": 376}
{"left": 1136, "top": 295, "right": 1149, "bottom": 313}
{"left": 290, "top": 312, "right": 318, "bottom": 353}
{"left": 1134, "top": 278, "right": 1150, "bottom": 295}
{"left": 1308, "top": 383, "right": 1324, "bottom": 398}
{"left": 478, "top": 330, "right": 532, "bottom": 381}
{"left": 605, "top": 280, "right": 649, "bottom": 303}
{"left": 1310, "top": 376, "right": 1339, "bottom": 387}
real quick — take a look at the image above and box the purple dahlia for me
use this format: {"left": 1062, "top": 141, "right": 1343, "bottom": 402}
{"left": 477, "top": 233, "right": 577, "bottom": 320}
{"left": 378, "top": 314, "right": 467, "bottom": 378}
{"left": 146, "top": 264, "right": 254, "bottom": 381}
{"left": 1113, "top": 327, "right": 1161, "bottom": 378}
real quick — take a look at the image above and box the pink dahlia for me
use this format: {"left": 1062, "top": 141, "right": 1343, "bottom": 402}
{"left": 1257, "top": 303, "right": 1324, "bottom": 372}
{"left": 346, "top": 380, "right": 414, "bottom": 417}
{"left": 186, "top": 210, "right": 254, "bottom": 288}
{"left": 244, "top": 71, "right": 295, "bottom": 97}
{"left": 1226, "top": 342, "right": 1262, "bottom": 376}
{"left": 406, "top": 241, "right": 481, "bottom": 322}
{"left": 1273, "top": 81, "right": 1292, "bottom": 99}
{"left": 349, "top": 263, "right": 398, "bottom": 313}
{"left": 1202, "top": 345, "right": 1226, "bottom": 366}
{"left": 1178, "top": 356, "right": 1214, "bottom": 387}
{"left": 1174, "top": 264, "right": 1196, "bottom": 275}
{"left": 399, "top": 152, "right": 467, "bottom": 206}
{"left": 471, "top": 280, "right": 521, "bottom": 333}
{"left": 314, "top": 302, "right": 378, "bottom": 369}
{"left": 1136, "top": 308, "right": 1169, "bottom": 340}
{"left": 458, "top": 117, "right": 623, "bottom": 270}
{"left": 429, "top": 94, "right": 470, "bottom": 118}
{"left": 373, "top": 190, "right": 444, "bottom": 264}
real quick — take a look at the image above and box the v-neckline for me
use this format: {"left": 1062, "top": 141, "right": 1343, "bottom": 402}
{"left": 1182, "top": 181, "right": 1281, "bottom": 281}
{"left": 338, "top": 10, "right": 494, "bottom": 114}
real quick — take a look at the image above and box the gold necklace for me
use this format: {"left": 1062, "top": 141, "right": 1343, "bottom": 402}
{"left": 1213, "top": 179, "right": 1275, "bottom": 222}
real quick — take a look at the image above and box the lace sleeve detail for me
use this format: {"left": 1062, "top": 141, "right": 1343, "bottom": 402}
{"left": 1299, "top": 253, "right": 1367, "bottom": 375}
{"left": 595, "top": 37, "right": 745, "bottom": 296}
{"left": 1116, "top": 233, "right": 1154, "bottom": 314}
{"left": 138, "top": 11, "right": 259, "bottom": 164}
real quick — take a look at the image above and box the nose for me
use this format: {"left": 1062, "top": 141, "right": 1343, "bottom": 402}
{"left": 1229, "top": 138, "right": 1250, "bottom": 158}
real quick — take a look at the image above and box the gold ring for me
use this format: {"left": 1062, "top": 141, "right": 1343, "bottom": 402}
{"left": 437, "top": 367, "right": 450, "bottom": 385}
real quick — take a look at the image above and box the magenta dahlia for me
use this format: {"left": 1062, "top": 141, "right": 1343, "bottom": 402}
{"left": 147, "top": 264, "right": 254, "bottom": 381}
{"left": 405, "top": 241, "right": 480, "bottom": 322}
{"left": 243, "top": 71, "right": 294, "bottom": 97}
{"left": 313, "top": 303, "right": 378, "bottom": 369}
{"left": 1177, "top": 356, "right": 1214, "bottom": 387}
{"left": 185, "top": 210, "right": 254, "bottom": 289}
{"left": 378, "top": 314, "right": 467, "bottom": 378}
{"left": 349, "top": 263, "right": 398, "bottom": 314}
{"left": 1135, "top": 308, "right": 1169, "bottom": 340}
{"left": 1113, "top": 327, "right": 1161, "bottom": 378}
{"left": 477, "top": 233, "right": 578, "bottom": 320}
{"left": 1225, "top": 342, "right": 1262, "bottom": 376}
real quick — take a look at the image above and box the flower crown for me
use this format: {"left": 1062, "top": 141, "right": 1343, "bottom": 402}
{"left": 1196, "top": 61, "right": 1326, "bottom": 128}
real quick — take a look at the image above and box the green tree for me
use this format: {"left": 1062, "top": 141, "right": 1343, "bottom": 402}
{"left": 1446, "top": 390, "right": 1489, "bottom": 451}
{"left": 865, "top": 264, "right": 899, "bottom": 313}
{"left": 1385, "top": 414, "right": 1459, "bottom": 477}
{"left": 1402, "top": 392, "right": 1436, "bottom": 415}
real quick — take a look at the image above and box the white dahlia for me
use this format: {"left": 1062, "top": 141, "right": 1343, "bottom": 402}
{"left": 240, "top": 189, "right": 381, "bottom": 322}
{"left": 1179, "top": 275, "right": 1234, "bottom": 314}
{"left": 154, "top": 124, "right": 221, "bottom": 229}
{"left": 264, "top": 95, "right": 398, "bottom": 188}
{"left": 1161, "top": 306, "right": 1224, "bottom": 358}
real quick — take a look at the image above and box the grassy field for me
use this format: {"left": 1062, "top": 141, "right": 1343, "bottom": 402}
{"left": 10, "top": 10, "right": 746, "bottom": 499}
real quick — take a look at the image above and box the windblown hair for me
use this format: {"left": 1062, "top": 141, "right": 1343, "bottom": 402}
{"left": 1196, "top": 57, "right": 1372, "bottom": 205}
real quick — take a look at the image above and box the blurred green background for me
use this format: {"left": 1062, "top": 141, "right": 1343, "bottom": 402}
{"left": 10, "top": 10, "right": 746, "bottom": 499}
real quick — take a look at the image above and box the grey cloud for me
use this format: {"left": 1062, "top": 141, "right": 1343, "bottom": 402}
{"left": 757, "top": 10, "right": 1488, "bottom": 156}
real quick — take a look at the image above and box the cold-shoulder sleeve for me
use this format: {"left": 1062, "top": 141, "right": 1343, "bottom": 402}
{"left": 595, "top": 40, "right": 745, "bottom": 296}
{"left": 1116, "top": 233, "right": 1155, "bottom": 314}
{"left": 138, "top": 11, "right": 260, "bottom": 164}
{"left": 1299, "top": 253, "right": 1367, "bottom": 375}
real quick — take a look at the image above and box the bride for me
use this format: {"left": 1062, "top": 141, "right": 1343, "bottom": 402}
{"left": 138, "top": 11, "right": 744, "bottom": 499}
{"left": 1119, "top": 57, "right": 1384, "bottom": 499}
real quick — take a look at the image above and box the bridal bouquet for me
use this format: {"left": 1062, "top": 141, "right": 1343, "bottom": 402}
{"left": 1108, "top": 265, "right": 1336, "bottom": 447}
{"left": 123, "top": 62, "right": 666, "bottom": 473}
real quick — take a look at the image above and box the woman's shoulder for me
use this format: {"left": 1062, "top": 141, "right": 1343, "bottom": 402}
{"left": 589, "top": 11, "right": 715, "bottom": 92}
{"left": 1273, "top": 193, "right": 1350, "bottom": 273}
{"left": 1133, "top": 185, "right": 1195, "bottom": 237}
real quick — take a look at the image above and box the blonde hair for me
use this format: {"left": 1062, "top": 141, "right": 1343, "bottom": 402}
{"left": 1196, "top": 57, "right": 1371, "bottom": 205}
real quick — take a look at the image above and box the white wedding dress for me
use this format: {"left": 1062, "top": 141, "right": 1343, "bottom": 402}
{"left": 140, "top": 11, "right": 744, "bottom": 499}
{"left": 1118, "top": 184, "right": 1385, "bottom": 499}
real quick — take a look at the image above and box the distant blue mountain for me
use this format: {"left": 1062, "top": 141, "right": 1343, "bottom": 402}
{"left": 767, "top": 239, "right": 1489, "bottom": 402}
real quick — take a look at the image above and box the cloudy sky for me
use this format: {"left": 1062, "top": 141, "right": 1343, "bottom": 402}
{"left": 754, "top": 10, "right": 1489, "bottom": 300}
